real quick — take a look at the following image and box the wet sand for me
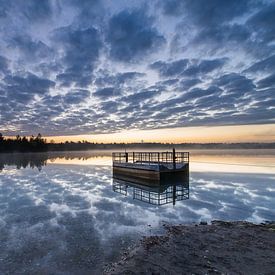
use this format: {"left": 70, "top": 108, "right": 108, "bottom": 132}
{"left": 105, "top": 221, "right": 275, "bottom": 274}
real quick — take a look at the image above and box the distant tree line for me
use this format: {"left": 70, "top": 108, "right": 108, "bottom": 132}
{"left": 0, "top": 133, "right": 275, "bottom": 153}
{"left": 0, "top": 133, "right": 47, "bottom": 152}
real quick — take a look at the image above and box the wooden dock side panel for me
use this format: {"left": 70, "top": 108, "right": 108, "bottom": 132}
{"left": 113, "top": 166, "right": 161, "bottom": 185}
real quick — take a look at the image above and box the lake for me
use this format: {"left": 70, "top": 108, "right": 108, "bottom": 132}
{"left": 0, "top": 150, "right": 275, "bottom": 274}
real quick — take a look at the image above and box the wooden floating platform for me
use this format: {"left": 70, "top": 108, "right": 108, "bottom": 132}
{"left": 112, "top": 150, "right": 189, "bottom": 186}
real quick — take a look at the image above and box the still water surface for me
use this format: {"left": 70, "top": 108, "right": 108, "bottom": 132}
{"left": 0, "top": 150, "right": 275, "bottom": 274}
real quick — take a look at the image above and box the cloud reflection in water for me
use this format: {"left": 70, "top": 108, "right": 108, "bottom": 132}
{"left": 0, "top": 153, "right": 275, "bottom": 273}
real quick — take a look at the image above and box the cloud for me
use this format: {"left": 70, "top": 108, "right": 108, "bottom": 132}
{"left": 0, "top": 0, "right": 274, "bottom": 135}
{"left": 245, "top": 55, "right": 275, "bottom": 73}
{"left": 247, "top": 2, "right": 275, "bottom": 44}
{"left": 66, "top": 0, "right": 103, "bottom": 26}
{"left": 53, "top": 26, "right": 102, "bottom": 87}
{"left": 8, "top": 34, "right": 53, "bottom": 61}
{"left": 257, "top": 74, "right": 275, "bottom": 89}
{"left": 151, "top": 58, "right": 227, "bottom": 78}
{"left": 181, "top": 86, "right": 222, "bottom": 102}
{"left": 213, "top": 73, "right": 255, "bottom": 95}
{"left": 179, "top": 79, "right": 201, "bottom": 90}
{"left": 191, "top": 24, "right": 251, "bottom": 52}
{"left": 160, "top": 0, "right": 251, "bottom": 24}
{"left": 0, "top": 0, "right": 53, "bottom": 22}
{"left": 100, "top": 100, "right": 118, "bottom": 112}
{"left": 122, "top": 89, "right": 157, "bottom": 103}
{"left": 106, "top": 9, "right": 165, "bottom": 61}
{"left": 94, "top": 71, "right": 145, "bottom": 87}
{"left": 0, "top": 0, "right": 8, "bottom": 18}
{"left": 0, "top": 56, "right": 9, "bottom": 74}
{"left": 63, "top": 89, "right": 90, "bottom": 104}
{"left": 93, "top": 87, "right": 120, "bottom": 98}
{"left": 4, "top": 73, "right": 55, "bottom": 102}
{"left": 166, "top": 0, "right": 274, "bottom": 59}
{"left": 150, "top": 59, "right": 189, "bottom": 77}
{"left": 182, "top": 58, "right": 227, "bottom": 76}
{"left": 20, "top": 0, "right": 53, "bottom": 22}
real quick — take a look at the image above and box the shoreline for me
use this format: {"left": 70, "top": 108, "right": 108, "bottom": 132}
{"left": 105, "top": 221, "right": 275, "bottom": 274}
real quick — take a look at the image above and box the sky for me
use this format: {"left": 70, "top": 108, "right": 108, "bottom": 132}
{"left": 0, "top": 0, "right": 275, "bottom": 142}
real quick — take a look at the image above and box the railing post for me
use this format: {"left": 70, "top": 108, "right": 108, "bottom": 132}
{"left": 173, "top": 148, "right": 176, "bottom": 170}
{"left": 125, "top": 152, "right": 128, "bottom": 163}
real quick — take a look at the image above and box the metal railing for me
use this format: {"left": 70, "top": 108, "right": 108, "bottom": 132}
{"left": 112, "top": 151, "right": 189, "bottom": 166}
{"left": 113, "top": 179, "right": 189, "bottom": 205}
{"left": 133, "top": 184, "right": 189, "bottom": 205}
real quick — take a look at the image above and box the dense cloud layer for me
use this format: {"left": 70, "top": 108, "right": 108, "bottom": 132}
{"left": 0, "top": 0, "right": 274, "bottom": 135}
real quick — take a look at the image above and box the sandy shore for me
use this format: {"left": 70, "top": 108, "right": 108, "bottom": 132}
{"left": 105, "top": 221, "right": 275, "bottom": 274}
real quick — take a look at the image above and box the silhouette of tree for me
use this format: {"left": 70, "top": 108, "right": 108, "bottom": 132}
{"left": 0, "top": 133, "right": 48, "bottom": 153}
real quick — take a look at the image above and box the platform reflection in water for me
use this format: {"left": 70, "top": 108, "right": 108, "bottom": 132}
{"left": 113, "top": 177, "right": 189, "bottom": 206}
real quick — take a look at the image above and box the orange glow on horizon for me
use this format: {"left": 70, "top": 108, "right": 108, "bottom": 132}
{"left": 44, "top": 124, "right": 275, "bottom": 143}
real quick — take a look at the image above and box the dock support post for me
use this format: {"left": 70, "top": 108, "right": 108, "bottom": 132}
{"left": 173, "top": 148, "right": 176, "bottom": 170}
{"left": 125, "top": 152, "right": 128, "bottom": 163}
{"left": 158, "top": 153, "right": 160, "bottom": 166}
